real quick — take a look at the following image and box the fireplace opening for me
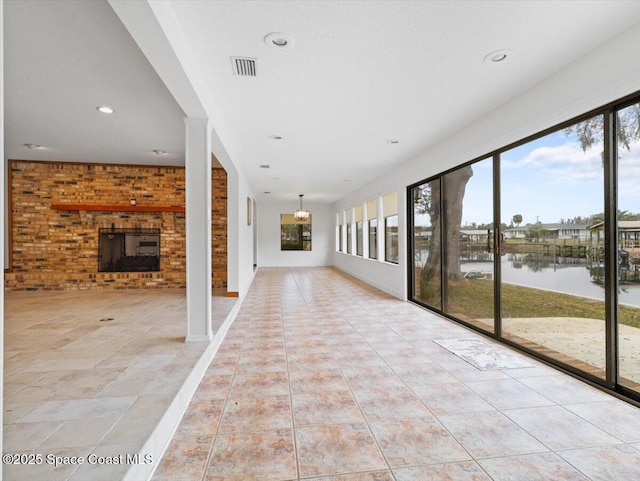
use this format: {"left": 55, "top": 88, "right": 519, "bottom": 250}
{"left": 98, "top": 228, "right": 160, "bottom": 272}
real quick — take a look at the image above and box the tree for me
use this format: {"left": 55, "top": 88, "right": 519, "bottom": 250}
{"left": 512, "top": 214, "right": 523, "bottom": 227}
{"left": 564, "top": 104, "right": 640, "bottom": 152}
{"left": 525, "top": 222, "right": 549, "bottom": 242}
{"left": 618, "top": 210, "right": 640, "bottom": 221}
{"left": 415, "top": 166, "right": 474, "bottom": 296}
{"left": 415, "top": 103, "right": 639, "bottom": 295}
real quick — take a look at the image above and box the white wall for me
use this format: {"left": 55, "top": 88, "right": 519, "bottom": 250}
{"left": 257, "top": 200, "right": 333, "bottom": 267}
{"left": 1, "top": 0, "right": 5, "bottom": 458}
{"left": 333, "top": 20, "right": 640, "bottom": 300}
{"left": 237, "top": 174, "right": 256, "bottom": 295}
{"left": 217, "top": 150, "right": 257, "bottom": 298}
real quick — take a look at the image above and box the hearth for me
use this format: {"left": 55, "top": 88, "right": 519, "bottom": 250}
{"left": 98, "top": 227, "right": 160, "bottom": 273}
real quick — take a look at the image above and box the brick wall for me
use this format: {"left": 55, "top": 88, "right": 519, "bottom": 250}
{"left": 5, "top": 160, "right": 228, "bottom": 291}
{"left": 212, "top": 168, "right": 228, "bottom": 290}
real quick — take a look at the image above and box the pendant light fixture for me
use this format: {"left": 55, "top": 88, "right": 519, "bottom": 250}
{"left": 293, "top": 194, "right": 310, "bottom": 221}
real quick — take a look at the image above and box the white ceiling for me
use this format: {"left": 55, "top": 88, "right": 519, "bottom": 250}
{"left": 4, "top": 0, "right": 186, "bottom": 166}
{"left": 5, "top": 1, "right": 640, "bottom": 202}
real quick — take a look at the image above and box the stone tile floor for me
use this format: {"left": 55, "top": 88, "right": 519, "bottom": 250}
{"left": 3, "top": 288, "right": 236, "bottom": 481}
{"left": 153, "top": 267, "right": 640, "bottom": 481}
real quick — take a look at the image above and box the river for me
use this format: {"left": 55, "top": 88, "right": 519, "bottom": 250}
{"left": 460, "top": 253, "right": 640, "bottom": 308}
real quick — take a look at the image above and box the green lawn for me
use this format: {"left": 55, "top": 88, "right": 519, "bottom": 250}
{"left": 420, "top": 279, "right": 640, "bottom": 328}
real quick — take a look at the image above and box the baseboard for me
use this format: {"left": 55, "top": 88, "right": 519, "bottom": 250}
{"left": 123, "top": 300, "right": 242, "bottom": 481}
{"left": 333, "top": 264, "right": 406, "bottom": 300}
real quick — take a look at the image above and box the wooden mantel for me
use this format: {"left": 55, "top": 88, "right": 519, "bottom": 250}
{"left": 51, "top": 204, "right": 185, "bottom": 213}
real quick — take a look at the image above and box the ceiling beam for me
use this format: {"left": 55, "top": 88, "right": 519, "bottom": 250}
{"left": 108, "top": 0, "right": 208, "bottom": 119}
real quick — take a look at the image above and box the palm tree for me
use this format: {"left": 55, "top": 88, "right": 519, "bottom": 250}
{"left": 512, "top": 214, "right": 523, "bottom": 227}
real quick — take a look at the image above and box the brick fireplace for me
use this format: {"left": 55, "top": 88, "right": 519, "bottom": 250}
{"left": 98, "top": 227, "right": 161, "bottom": 273}
{"left": 5, "top": 160, "right": 228, "bottom": 291}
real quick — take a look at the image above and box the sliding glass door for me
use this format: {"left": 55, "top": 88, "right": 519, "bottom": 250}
{"left": 411, "top": 179, "right": 441, "bottom": 310}
{"left": 442, "top": 158, "right": 495, "bottom": 334}
{"left": 500, "top": 115, "right": 606, "bottom": 380}
{"left": 616, "top": 101, "right": 640, "bottom": 390}
{"left": 408, "top": 91, "right": 640, "bottom": 402}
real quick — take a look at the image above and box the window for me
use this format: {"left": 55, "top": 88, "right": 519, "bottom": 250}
{"left": 383, "top": 191, "right": 398, "bottom": 263}
{"left": 336, "top": 213, "right": 342, "bottom": 252}
{"left": 280, "top": 214, "right": 312, "bottom": 250}
{"left": 411, "top": 181, "right": 440, "bottom": 308}
{"left": 385, "top": 215, "right": 398, "bottom": 263}
{"left": 355, "top": 204, "right": 363, "bottom": 256}
{"left": 369, "top": 219, "right": 378, "bottom": 259}
{"left": 406, "top": 95, "right": 640, "bottom": 402}
{"left": 367, "top": 198, "right": 378, "bottom": 259}
{"left": 500, "top": 115, "right": 605, "bottom": 377}
{"left": 442, "top": 158, "right": 494, "bottom": 334}
{"left": 615, "top": 101, "right": 640, "bottom": 389}
{"left": 346, "top": 224, "right": 352, "bottom": 254}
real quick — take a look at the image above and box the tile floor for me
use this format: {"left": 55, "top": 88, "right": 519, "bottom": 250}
{"left": 153, "top": 267, "right": 640, "bottom": 481}
{"left": 3, "top": 288, "right": 236, "bottom": 481}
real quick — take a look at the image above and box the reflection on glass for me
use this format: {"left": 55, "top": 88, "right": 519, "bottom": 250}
{"left": 369, "top": 219, "right": 377, "bottom": 259}
{"left": 501, "top": 115, "right": 606, "bottom": 379}
{"left": 616, "top": 102, "right": 640, "bottom": 390}
{"left": 356, "top": 222, "right": 363, "bottom": 256}
{"left": 442, "top": 159, "right": 494, "bottom": 333}
{"left": 280, "top": 214, "right": 312, "bottom": 251}
{"left": 347, "top": 224, "right": 352, "bottom": 254}
{"left": 385, "top": 215, "right": 399, "bottom": 263}
{"left": 412, "top": 180, "right": 441, "bottom": 309}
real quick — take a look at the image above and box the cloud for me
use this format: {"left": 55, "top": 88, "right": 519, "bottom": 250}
{"left": 618, "top": 145, "right": 640, "bottom": 202}
{"left": 500, "top": 138, "right": 640, "bottom": 187}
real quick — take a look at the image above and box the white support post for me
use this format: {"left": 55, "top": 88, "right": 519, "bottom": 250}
{"left": 185, "top": 118, "right": 213, "bottom": 342}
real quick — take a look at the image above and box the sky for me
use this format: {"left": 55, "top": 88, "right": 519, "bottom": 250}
{"left": 460, "top": 125, "right": 640, "bottom": 227}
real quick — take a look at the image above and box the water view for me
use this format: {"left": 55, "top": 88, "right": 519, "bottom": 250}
{"left": 460, "top": 254, "right": 640, "bottom": 308}
{"left": 411, "top": 102, "right": 640, "bottom": 390}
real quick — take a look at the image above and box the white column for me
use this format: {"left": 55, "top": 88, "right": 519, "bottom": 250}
{"left": 185, "top": 118, "right": 212, "bottom": 342}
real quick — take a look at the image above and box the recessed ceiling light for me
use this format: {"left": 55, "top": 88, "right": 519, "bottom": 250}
{"left": 24, "top": 143, "right": 42, "bottom": 149}
{"left": 483, "top": 49, "right": 512, "bottom": 64}
{"left": 264, "top": 32, "right": 295, "bottom": 50}
{"left": 269, "top": 135, "right": 283, "bottom": 140}
{"left": 264, "top": 191, "right": 271, "bottom": 194}
{"left": 272, "top": 177, "right": 280, "bottom": 180}
{"left": 344, "top": 179, "right": 351, "bottom": 182}
{"left": 96, "top": 106, "right": 114, "bottom": 114}
{"left": 153, "top": 150, "right": 166, "bottom": 155}
{"left": 387, "top": 139, "right": 400, "bottom": 144}
{"left": 260, "top": 164, "right": 270, "bottom": 169}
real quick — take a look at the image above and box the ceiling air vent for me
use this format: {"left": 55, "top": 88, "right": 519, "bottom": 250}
{"left": 231, "top": 57, "right": 257, "bottom": 77}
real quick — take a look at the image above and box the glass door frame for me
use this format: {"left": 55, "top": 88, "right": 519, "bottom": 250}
{"left": 407, "top": 90, "right": 640, "bottom": 404}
